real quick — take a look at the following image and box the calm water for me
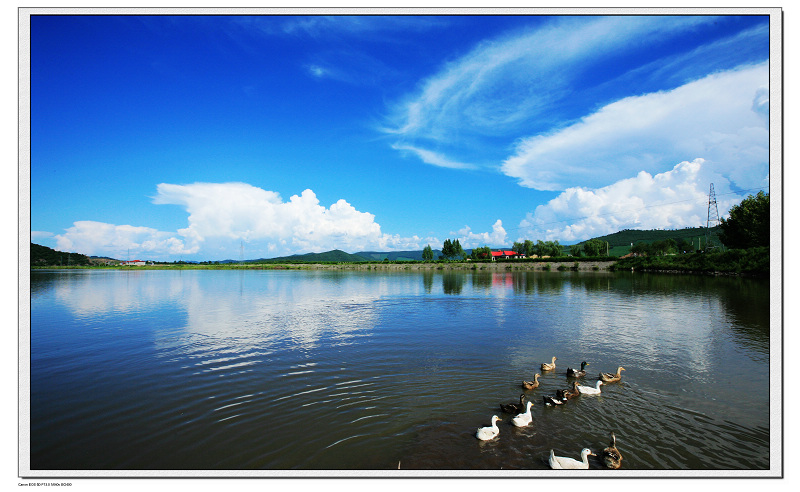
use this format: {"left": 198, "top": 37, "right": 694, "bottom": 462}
{"left": 27, "top": 269, "right": 771, "bottom": 473}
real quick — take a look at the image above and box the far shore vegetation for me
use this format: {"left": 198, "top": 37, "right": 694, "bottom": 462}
{"left": 31, "top": 193, "right": 770, "bottom": 277}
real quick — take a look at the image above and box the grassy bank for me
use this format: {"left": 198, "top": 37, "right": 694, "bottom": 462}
{"left": 32, "top": 259, "right": 618, "bottom": 272}
{"left": 612, "top": 247, "right": 769, "bottom": 276}
{"left": 31, "top": 249, "right": 769, "bottom": 276}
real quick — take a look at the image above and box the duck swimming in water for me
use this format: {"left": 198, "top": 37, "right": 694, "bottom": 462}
{"left": 511, "top": 401, "right": 534, "bottom": 427}
{"left": 549, "top": 448, "right": 595, "bottom": 469}
{"left": 499, "top": 394, "right": 526, "bottom": 414}
{"left": 475, "top": 415, "right": 502, "bottom": 441}
{"left": 602, "top": 432, "right": 623, "bottom": 469}
{"left": 566, "top": 361, "right": 589, "bottom": 378}
{"left": 599, "top": 366, "right": 626, "bottom": 383}
{"left": 541, "top": 357, "right": 557, "bottom": 371}
{"left": 557, "top": 381, "right": 581, "bottom": 401}
{"left": 542, "top": 395, "right": 564, "bottom": 406}
{"left": 576, "top": 380, "right": 603, "bottom": 395}
{"left": 522, "top": 373, "right": 541, "bottom": 390}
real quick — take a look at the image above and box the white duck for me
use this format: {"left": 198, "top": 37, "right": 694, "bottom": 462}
{"left": 511, "top": 401, "right": 534, "bottom": 427}
{"left": 475, "top": 415, "right": 502, "bottom": 441}
{"left": 549, "top": 448, "right": 596, "bottom": 469}
{"left": 576, "top": 380, "right": 603, "bottom": 395}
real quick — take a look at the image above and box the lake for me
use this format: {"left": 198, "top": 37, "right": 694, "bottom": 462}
{"left": 25, "top": 268, "right": 774, "bottom": 476}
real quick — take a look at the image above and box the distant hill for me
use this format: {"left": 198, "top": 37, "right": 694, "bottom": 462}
{"left": 31, "top": 243, "right": 92, "bottom": 266}
{"left": 570, "top": 227, "right": 722, "bottom": 256}
{"left": 254, "top": 249, "right": 370, "bottom": 263}
{"left": 577, "top": 227, "right": 720, "bottom": 247}
{"left": 356, "top": 250, "right": 443, "bottom": 262}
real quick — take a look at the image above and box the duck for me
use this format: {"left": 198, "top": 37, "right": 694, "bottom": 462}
{"left": 549, "top": 448, "right": 596, "bottom": 469}
{"left": 566, "top": 361, "right": 589, "bottom": 378}
{"left": 541, "top": 356, "right": 557, "bottom": 371}
{"left": 576, "top": 380, "right": 603, "bottom": 395}
{"left": 511, "top": 401, "right": 534, "bottom": 427}
{"left": 499, "top": 394, "right": 527, "bottom": 414}
{"left": 475, "top": 415, "right": 502, "bottom": 441}
{"left": 557, "top": 381, "right": 581, "bottom": 400}
{"left": 522, "top": 373, "right": 541, "bottom": 390}
{"left": 602, "top": 432, "right": 623, "bottom": 469}
{"left": 542, "top": 395, "right": 564, "bottom": 406}
{"left": 599, "top": 366, "right": 626, "bottom": 383}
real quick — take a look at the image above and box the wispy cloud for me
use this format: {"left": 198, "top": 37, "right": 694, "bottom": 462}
{"left": 382, "top": 16, "right": 725, "bottom": 169}
{"left": 278, "top": 16, "right": 448, "bottom": 38}
{"left": 391, "top": 144, "right": 475, "bottom": 170}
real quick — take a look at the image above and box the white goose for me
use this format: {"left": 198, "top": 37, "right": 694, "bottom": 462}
{"left": 511, "top": 401, "right": 534, "bottom": 427}
{"left": 576, "top": 380, "right": 603, "bottom": 395}
{"left": 549, "top": 448, "right": 595, "bottom": 469}
{"left": 475, "top": 415, "right": 502, "bottom": 441}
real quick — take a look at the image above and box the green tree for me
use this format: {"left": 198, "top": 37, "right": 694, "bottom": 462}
{"left": 523, "top": 239, "right": 535, "bottom": 257}
{"left": 630, "top": 241, "right": 650, "bottom": 256}
{"left": 471, "top": 246, "right": 492, "bottom": 260}
{"left": 718, "top": 191, "right": 770, "bottom": 249}
{"left": 650, "top": 239, "right": 677, "bottom": 256}
{"left": 676, "top": 238, "right": 692, "bottom": 254}
{"left": 583, "top": 238, "right": 606, "bottom": 256}
{"left": 453, "top": 239, "right": 466, "bottom": 259}
{"left": 441, "top": 239, "right": 453, "bottom": 259}
{"left": 441, "top": 239, "right": 466, "bottom": 260}
{"left": 422, "top": 244, "right": 434, "bottom": 261}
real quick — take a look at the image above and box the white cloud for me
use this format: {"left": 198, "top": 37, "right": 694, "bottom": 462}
{"left": 516, "top": 158, "right": 746, "bottom": 242}
{"left": 383, "top": 16, "right": 723, "bottom": 168}
{"left": 48, "top": 183, "right": 457, "bottom": 260}
{"left": 391, "top": 144, "right": 475, "bottom": 170}
{"left": 54, "top": 221, "right": 198, "bottom": 258}
{"left": 502, "top": 63, "right": 769, "bottom": 192}
{"left": 152, "top": 183, "right": 388, "bottom": 253}
{"left": 455, "top": 220, "right": 508, "bottom": 248}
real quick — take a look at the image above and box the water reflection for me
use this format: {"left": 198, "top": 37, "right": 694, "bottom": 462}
{"left": 28, "top": 269, "right": 772, "bottom": 471}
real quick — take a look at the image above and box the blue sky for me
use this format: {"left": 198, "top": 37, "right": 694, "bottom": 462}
{"left": 28, "top": 13, "right": 773, "bottom": 261}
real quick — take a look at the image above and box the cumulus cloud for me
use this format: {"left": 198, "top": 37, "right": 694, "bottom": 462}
{"left": 516, "top": 158, "right": 745, "bottom": 242}
{"left": 54, "top": 221, "right": 197, "bottom": 258}
{"left": 152, "top": 183, "right": 390, "bottom": 253}
{"left": 455, "top": 220, "right": 508, "bottom": 248}
{"left": 49, "top": 182, "right": 511, "bottom": 260}
{"left": 501, "top": 63, "right": 769, "bottom": 192}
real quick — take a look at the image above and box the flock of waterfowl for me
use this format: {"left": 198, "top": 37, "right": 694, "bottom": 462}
{"left": 475, "top": 356, "right": 626, "bottom": 470}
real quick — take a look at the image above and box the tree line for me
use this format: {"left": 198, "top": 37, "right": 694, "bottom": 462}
{"left": 421, "top": 191, "right": 768, "bottom": 262}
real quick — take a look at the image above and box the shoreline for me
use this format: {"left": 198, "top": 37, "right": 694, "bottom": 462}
{"left": 32, "top": 260, "right": 618, "bottom": 272}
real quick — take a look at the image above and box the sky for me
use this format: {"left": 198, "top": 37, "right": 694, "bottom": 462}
{"left": 27, "top": 12, "right": 774, "bottom": 261}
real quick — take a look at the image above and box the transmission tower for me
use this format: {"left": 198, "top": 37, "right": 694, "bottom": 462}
{"left": 705, "top": 183, "right": 721, "bottom": 251}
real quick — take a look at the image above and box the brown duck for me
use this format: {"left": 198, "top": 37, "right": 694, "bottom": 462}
{"left": 522, "top": 373, "right": 541, "bottom": 390}
{"left": 556, "top": 381, "right": 580, "bottom": 401}
{"left": 541, "top": 356, "right": 557, "bottom": 371}
{"left": 602, "top": 432, "right": 623, "bottom": 469}
{"left": 599, "top": 366, "right": 626, "bottom": 383}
